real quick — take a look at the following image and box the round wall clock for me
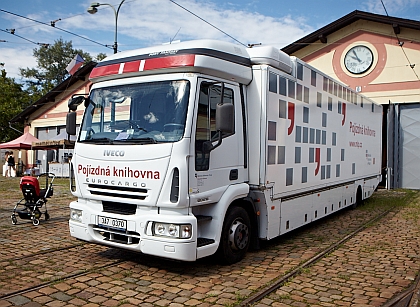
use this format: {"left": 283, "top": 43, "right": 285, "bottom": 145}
{"left": 344, "top": 45, "right": 374, "bottom": 74}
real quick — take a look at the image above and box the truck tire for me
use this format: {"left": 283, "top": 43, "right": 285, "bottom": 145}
{"left": 217, "top": 206, "right": 251, "bottom": 264}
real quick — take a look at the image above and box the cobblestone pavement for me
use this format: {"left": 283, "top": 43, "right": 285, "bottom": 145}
{"left": 264, "top": 196, "right": 420, "bottom": 307}
{"left": 0, "top": 177, "right": 419, "bottom": 307}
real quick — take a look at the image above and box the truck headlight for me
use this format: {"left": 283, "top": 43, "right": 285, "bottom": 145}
{"left": 70, "top": 208, "right": 83, "bottom": 223}
{"left": 152, "top": 222, "right": 192, "bottom": 239}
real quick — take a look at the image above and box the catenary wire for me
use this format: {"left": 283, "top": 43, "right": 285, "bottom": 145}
{"left": 380, "top": 0, "right": 420, "bottom": 81}
{"left": 0, "top": 28, "right": 47, "bottom": 47}
{"left": 168, "top": 0, "right": 247, "bottom": 47}
{"left": 0, "top": 9, "right": 112, "bottom": 51}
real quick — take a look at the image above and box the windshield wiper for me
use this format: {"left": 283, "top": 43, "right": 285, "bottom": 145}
{"left": 129, "top": 120, "right": 148, "bottom": 132}
{"left": 80, "top": 137, "right": 113, "bottom": 144}
{"left": 113, "top": 137, "right": 157, "bottom": 144}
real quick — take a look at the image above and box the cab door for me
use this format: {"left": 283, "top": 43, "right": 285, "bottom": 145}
{"left": 188, "top": 78, "right": 245, "bottom": 205}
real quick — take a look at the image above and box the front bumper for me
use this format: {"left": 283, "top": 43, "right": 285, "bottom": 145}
{"left": 68, "top": 201, "right": 198, "bottom": 261}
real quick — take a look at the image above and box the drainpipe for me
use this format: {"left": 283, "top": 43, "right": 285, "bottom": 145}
{"left": 8, "top": 122, "right": 23, "bottom": 134}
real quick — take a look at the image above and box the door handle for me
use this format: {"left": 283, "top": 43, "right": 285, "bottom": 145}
{"left": 229, "top": 169, "right": 238, "bottom": 180}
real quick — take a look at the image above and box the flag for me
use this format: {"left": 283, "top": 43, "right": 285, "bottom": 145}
{"left": 66, "top": 54, "right": 85, "bottom": 75}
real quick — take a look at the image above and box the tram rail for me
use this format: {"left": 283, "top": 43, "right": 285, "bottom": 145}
{"left": 0, "top": 189, "right": 419, "bottom": 307}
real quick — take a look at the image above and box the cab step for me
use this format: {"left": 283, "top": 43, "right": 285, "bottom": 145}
{"left": 197, "top": 237, "right": 215, "bottom": 247}
{"left": 196, "top": 215, "right": 212, "bottom": 222}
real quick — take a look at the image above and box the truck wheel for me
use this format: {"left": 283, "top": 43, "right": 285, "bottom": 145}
{"left": 217, "top": 206, "right": 251, "bottom": 264}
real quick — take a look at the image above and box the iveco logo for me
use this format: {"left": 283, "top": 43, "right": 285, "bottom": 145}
{"left": 103, "top": 150, "right": 125, "bottom": 157}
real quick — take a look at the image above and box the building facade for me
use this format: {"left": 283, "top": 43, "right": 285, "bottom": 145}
{"left": 9, "top": 62, "right": 95, "bottom": 174}
{"left": 282, "top": 10, "right": 420, "bottom": 189}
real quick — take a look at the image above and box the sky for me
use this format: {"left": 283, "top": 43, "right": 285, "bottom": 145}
{"left": 1, "top": 0, "right": 420, "bottom": 80}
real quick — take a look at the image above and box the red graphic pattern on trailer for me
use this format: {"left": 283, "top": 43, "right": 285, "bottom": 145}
{"left": 266, "top": 62, "right": 380, "bottom": 195}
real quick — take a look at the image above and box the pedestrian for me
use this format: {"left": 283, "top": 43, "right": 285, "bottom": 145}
{"left": 4, "top": 151, "right": 9, "bottom": 177}
{"left": 7, "top": 151, "right": 15, "bottom": 177}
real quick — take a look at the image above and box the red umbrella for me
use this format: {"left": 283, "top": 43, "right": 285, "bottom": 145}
{"left": 0, "top": 132, "right": 40, "bottom": 150}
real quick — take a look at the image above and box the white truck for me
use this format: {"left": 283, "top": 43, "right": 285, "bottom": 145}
{"left": 66, "top": 39, "right": 382, "bottom": 264}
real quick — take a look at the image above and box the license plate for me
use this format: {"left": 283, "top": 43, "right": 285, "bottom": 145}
{"left": 98, "top": 216, "right": 127, "bottom": 230}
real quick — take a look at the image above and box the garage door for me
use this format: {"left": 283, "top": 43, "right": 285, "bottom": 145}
{"left": 397, "top": 104, "right": 420, "bottom": 189}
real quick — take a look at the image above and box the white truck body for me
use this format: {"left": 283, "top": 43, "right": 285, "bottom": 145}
{"left": 67, "top": 39, "right": 382, "bottom": 263}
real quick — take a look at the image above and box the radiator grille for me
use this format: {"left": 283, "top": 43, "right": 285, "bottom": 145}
{"left": 88, "top": 183, "right": 147, "bottom": 200}
{"left": 102, "top": 201, "right": 137, "bottom": 215}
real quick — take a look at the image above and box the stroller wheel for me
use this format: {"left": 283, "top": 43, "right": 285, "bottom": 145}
{"left": 11, "top": 215, "right": 17, "bottom": 225}
{"left": 32, "top": 218, "right": 40, "bottom": 226}
{"left": 45, "top": 212, "right": 50, "bottom": 221}
{"left": 34, "top": 209, "right": 41, "bottom": 219}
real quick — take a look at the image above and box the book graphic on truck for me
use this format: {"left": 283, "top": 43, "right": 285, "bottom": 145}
{"left": 67, "top": 40, "right": 381, "bottom": 264}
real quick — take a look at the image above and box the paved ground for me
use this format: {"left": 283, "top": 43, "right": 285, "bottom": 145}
{"left": 0, "top": 177, "right": 420, "bottom": 307}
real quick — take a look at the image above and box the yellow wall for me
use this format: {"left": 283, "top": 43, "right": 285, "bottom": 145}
{"left": 24, "top": 79, "right": 90, "bottom": 167}
{"left": 292, "top": 19, "right": 420, "bottom": 105}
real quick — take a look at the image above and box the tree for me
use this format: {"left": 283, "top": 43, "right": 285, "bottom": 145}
{"left": 0, "top": 40, "right": 106, "bottom": 143}
{"left": 96, "top": 53, "right": 107, "bottom": 61}
{"left": 0, "top": 69, "right": 32, "bottom": 143}
{"left": 19, "top": 38, "right": 94, "bottom": 95}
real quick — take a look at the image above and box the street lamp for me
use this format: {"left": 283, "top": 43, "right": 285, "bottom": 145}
{"left": 87, "top": 0, "right": 126, "bottom": 54}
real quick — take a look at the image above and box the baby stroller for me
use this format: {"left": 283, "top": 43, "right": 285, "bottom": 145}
{"left": 11, "top": 173, "right": 55, "bottom": 226}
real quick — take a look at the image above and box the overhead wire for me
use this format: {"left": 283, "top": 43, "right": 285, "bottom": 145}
{"left": 168, "top": 0, "right": 247, "bottom": 47}
{"left": 1, "top": 0, "right": 247, "bottom": 52}
{"left": 1, "top": 10, "right": 86, "bottom": 31}
{"left": 380, "top": 0, "right": 419, "bottom": 81}
{"left": 0, "top": 9, "right": 112, "bottom": 51}
{"left": 0, "top": 0, "right": 141, "bottom": 52}
{"left": 0, "top": 28, "right": 48, "bottom": 47}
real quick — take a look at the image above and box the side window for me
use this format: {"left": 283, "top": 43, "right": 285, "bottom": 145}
{"left": 195, "top": 82, "right": 234, "bottom": 171}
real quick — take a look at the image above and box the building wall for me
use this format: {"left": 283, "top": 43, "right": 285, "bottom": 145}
{"left": 289, "top": 17, "right": 420, "bottom": 189}
{"left": 25, "top": 80, "right": 90, "bottom": 168}
{"left": 291, "top": 20, "right": 420, "bottom": 105}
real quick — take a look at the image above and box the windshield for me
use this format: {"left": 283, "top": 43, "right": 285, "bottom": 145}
{"left": 79, "top": 80, "right": 190, "bottom": 144}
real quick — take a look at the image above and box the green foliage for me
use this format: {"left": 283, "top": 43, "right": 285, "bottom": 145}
{"left": 1, "top": 38, "right": 98, "bottom": 143}
{"left": 0, "top": 70, "right": 32, "bottom": 143}
{"left": 95, "top": 52, "right": 108, "bottom": 61}
{"left": 19, "top": 38, "right": 92, "bottom": 95}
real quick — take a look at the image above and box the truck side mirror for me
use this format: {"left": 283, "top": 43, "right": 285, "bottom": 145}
{"left": 68, "top": 96, "right": 85, "bottom": 111}
{"left": 66, "top": 112, "right": 77, "bottom": 136}
{"left": 203, "top": 103, "right": 235, "bottom": 153}
{"left": 216, "top": 103, "right": 234, "bottom": 134}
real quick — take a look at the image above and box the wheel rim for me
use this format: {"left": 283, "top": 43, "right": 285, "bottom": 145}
{"left": 228, "top": 219, "right": 249, "bottom": 251}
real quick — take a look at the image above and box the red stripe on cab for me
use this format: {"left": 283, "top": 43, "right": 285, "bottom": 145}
{"left": 90, "top": 63, "right": 121, "bottom": 79}
{"left": 90, "top": 54, "right": 196, "bottom": 79}
{"left": 144, "top": 54, "right": 195, "bottom": 71}
{"left": 123, "top": 61, "right": 141, "bottom": 73}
